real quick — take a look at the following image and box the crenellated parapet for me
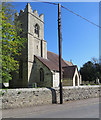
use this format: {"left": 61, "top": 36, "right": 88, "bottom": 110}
{"left": 19, "top": 9, "right": 24, "bottom": 16}
{"left": 14, "top": 3, "right": 44, "bottom": 22}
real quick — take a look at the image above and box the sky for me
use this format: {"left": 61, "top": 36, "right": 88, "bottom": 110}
{"left": 11, "top": 1, "right": 99, "bottom": 70}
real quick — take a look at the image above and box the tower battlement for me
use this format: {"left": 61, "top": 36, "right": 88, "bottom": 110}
{"left": 15, "top": 3, "right": 44, "bottom": 22}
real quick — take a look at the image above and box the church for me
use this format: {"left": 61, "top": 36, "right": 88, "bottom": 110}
{"left": 10, "top": 3, "right": 82, "bottom": 88}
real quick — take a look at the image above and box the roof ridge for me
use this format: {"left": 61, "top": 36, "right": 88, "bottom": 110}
{"left": 47, "top": 51, "right": 58, "bottom": 56}
{"left": 65, "top": 60, "right": 72, "bottom": 63}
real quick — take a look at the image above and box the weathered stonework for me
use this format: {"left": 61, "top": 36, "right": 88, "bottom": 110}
{"left": 28, "top": 57, "right": 52, "bottom": 87}
{"left": 10, "top": 3, "right": 81, "bottom": 88}
{"left": 11, "top": 3, "right": 47, "bottom": 88}
{"left": 1, "top": 86, "right": 101, "bottom": 109}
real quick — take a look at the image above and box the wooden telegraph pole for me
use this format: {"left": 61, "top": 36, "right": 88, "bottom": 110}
{"left": 58, "top": 3, "right": 63, "bottom": 104}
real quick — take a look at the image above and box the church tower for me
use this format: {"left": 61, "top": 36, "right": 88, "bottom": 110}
{"left": 14, "top": 3, "right": 47, "bottom": 87}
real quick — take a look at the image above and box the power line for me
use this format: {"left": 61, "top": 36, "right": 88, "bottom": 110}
{"left": 31, "top": 0, "right": 101, "bottom": 28}
{"left": 31, "top": 0, "right": 58, "bottom": 5}
{"left": 61, "top": 5, "right": 101, "bottom": 28}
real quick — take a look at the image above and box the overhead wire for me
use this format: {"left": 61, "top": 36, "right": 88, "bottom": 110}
{"left": 61, "top": 5, "right": 100, "bottom": 28}
{"left": 31, "top": 0, "right": 101, "bottom": 28}
{"left": 31, "top": 0, "right": 58, "bottom": 5}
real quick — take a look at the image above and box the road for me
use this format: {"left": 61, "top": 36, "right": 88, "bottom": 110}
{"left": 2, "top": 97, "right": 100, "bottom": 118}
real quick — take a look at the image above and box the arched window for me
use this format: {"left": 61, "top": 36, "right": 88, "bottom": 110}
{"left": 34, "top": 24, "right": 39, "bottom": 37}
{"left": 40, "top": 68, "right": 44, "bottom": 82}
{"left": 75, "top": 75, "right": 78, "bottom": 86}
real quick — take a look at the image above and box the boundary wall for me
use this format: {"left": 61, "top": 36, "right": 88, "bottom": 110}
{"left": 1, "top": 86, "right": 101, "bottom": 109}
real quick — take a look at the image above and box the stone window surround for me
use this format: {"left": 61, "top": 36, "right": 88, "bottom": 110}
{"left": 34, "top": 23, "right": 40, "bottom": 37}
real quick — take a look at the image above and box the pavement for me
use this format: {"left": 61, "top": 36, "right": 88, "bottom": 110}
{"left": 2, "top": 97, "right": 100, "bottom": 118}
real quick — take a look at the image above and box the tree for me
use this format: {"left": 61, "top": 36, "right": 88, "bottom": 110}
{"left": 80, "top": 60, "right": 101, "bottom": 84}
{"left": 95, "top": 63, "right": 101, "bottom": 83}
{"left": 1, "top": 3, "right": 26, "bottom": 83}
{"left": 80, "top": 61, "right": 96, "bottom": 82}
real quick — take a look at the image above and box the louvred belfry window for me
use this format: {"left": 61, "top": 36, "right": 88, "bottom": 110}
{"left": 35, "top": 24, "right": 39, "bottom": 37}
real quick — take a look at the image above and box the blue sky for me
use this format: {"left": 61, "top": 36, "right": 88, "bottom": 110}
{"left": 11, "top": 2, "right": 99, "bottom": 69}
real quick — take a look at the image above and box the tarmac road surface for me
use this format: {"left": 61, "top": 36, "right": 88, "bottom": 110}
{"left": 2, "top": 97, "right": 100, "bottom": 118}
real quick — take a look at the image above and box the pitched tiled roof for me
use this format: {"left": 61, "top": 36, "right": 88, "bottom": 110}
{"left": 47, "top": 51, "right": 68, "bottom": 69}
{"left": 35, "top": 51, "right": 68, "bottom": 71}
{"left": 63, "top": 66, "right": 77, "bottom": 79}
{"left": 64, "top": 60, "right": 73, "bottom": 66}
{"left": 35, "top": 51, "right": 77, "bottom": 79}
{"left": 35, "top": 55, "right": 58, "bottom": 71}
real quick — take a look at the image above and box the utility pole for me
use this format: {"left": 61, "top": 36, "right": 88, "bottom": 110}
{"left": 58, "top": 3, "right": 63, "bottom": 104}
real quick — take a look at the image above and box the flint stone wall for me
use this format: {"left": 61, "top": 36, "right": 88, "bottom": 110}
{"left": 1, "top": 86, "right": 101, "bottom": 109}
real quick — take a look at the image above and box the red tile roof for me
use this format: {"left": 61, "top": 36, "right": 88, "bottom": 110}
{"left": 64, "top": 60, "right": 73, "bottom": 66}
{"left": 35, "top": 51, "right": 77, "bottom": 79}
{"left": 63, "top": 66, "right": 77, "bottom": 79}
{"left": 35, "top": 51, "right": 69, "bottom": 71}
